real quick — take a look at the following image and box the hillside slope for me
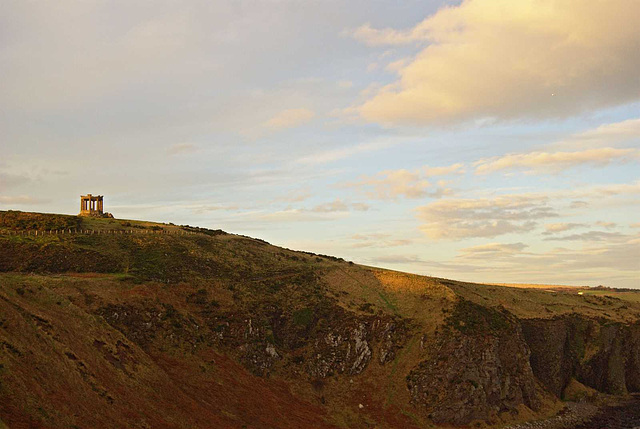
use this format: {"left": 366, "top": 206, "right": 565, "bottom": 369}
{"left": 1, "top": 211, "right": 639, "bottom": 428}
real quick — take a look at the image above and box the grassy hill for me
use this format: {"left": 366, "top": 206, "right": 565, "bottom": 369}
{"left": 1, "top": 211, "right": 639, "bottom": 428}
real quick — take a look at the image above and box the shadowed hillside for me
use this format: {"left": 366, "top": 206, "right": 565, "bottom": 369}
{"left": 1, "top": 211, "right": 639, "bottom": 428}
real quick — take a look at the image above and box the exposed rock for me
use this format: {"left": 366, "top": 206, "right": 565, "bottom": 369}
{"left": 306, "top": 320, "right": 373, "bottom": 378}
{"left": 265, "top": 343, "right": 279, "bottom": 359}
{"left": 522, "top": 316, "right": 640, "bottom": 397}
{"left": 377, "top": 321, "right": 402, "bottom": 364}
{"left": 407, "top": 300, "right": 539, "bottom": 425}
{"left": 305, "top": 315, "right": 407, "bottom": 378}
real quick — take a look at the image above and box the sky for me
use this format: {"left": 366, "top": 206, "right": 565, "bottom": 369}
{"left": 1, "top": 0, "right": 639, "bottom": 288}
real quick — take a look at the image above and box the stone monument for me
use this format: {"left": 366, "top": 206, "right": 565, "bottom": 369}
{"left": 79, "top": 194, "right": 113, "bottom": 218}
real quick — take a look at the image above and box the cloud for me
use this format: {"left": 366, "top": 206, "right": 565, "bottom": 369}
{"left": 543, "top": 222, "right": 586, "bottom": 234}
{"left": 311, "top": 199, "right": 349, "bottom": 213}
{"left": 0, "top": 172, "right": 31, "bottom": 190}
{"left": 352, "top": 0, "right": 640, "bottom": 126}
{"left": 349, "top": 233, "right": 412, "bottom": 248}
{"left": 0, "top": 195, "right": 51, "bottom": 205}
{"left": 458, "top": 242, "right": 528, "bottom": 259}
{"left": 569, "top": 201, "right": 589, "bottom": 209}
{"left": 345, "top": 164, "right": 459, "bottom": 200}
{"left": 263, "top": 108, "right": 315, "bottom": 130}
{"left": 370, "top": 254, "right": 424, "bottom": 264}
{"left": 552, "top": 117, "right": 640, "bottom": 151}
{"left": 238, "top": 199, "right": 368, "bottom": 224}
{"left": 416, "top": 193, "right": 557, "bottom": 239}
{"left": 253, "top": 209, "right": 344, "bottom": 223}
{"left": 295, "top": 138, "right": 402, "bottom": 165}
{"left": 271, "top": 188, "right": 312, "bottom": 203}
{"left": 423, "top": 163, "right": 465, "bottom": 177}
{"left": 544, "top": 231, "right": 627, "bottom": 242}
{"left": 190, "top": 204, "right": 239, "bottom": 214}
{"left": 572, "top": 180, "right": 640, "bottom": 198}
{"left": 311, "top": 199, "right": 370, "bottom": 213}
{"left": 474, "top": 148, "right": 639, "bottom": 175}
{"left": 595, "top": 221, "right": 617, "bottom": 230}
{"left": 351, "top": 169, "right": 430, "bottom": 199}
{"left": 379, "top": 234, "right": 640, "bottom": 288}
{"left": 350, "top": 23, "right": 415, "bottom": 47}
{"left": 450, "top": 235, "right": 640, "bottom": 287}
{"left": 167, "top": 143, "right": 199, "bottom": 156}
{"left": 351, "top": 202, "right": 370, "bottom": 212}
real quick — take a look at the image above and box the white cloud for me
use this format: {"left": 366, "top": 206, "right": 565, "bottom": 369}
{"left": 458, "top": 242, "right": 528, "bottom": 259}
{"left": 0, "top": 172, "right": 31, "bottom": 190}
{"left": 352, "top": 169, "right": 431, "bottom": 199}
{"left": 271, "top": 188, "right": 312, "bottom": 203}
{"left": 311, "top": 199, "right": 371, "bottom": 213}
{"left": 351, "top": 202, "right": 370, "bottom": 212}
{"left": 311, "top": 199, "right": 349, "bottom": 213}
{"left": 0, "top": 195, "right": 51, "bottom": 205}
{"left": 295, "top": 138, "right": 402, "bottom": 165}
{"left": 544, "top": 231, "right": 628, "bottom": 242}
{"left": 552, "top": 118, "right": 640, "bottom": 151}
{"left": 371, "top": 254, "right": 424, "bottom": 264}
{"left": 543, "top": 222, "right": 585, "bottom": 234}
{"left": 263, "top": 108, "right": 315, "bottom": 130}
{"left": 344, "top": 163, "right": 461, "bottom": 200}
{"left": 416, "top": 193, "right": 557, "bottom": 239}
{"left": 352, "top": 0, "right": 640, "bottom": 125}
{"left": 595, "top": 221, "right": 617, "bottom": 230}
{"left": 474, "top": 148, "right": 639, "bottom": 175}
{"left": 253, "top": 209, "right": 344, "bottom": 223}
{"left": 572, "top": 180, "right": 640, "bottom": 198}
{"left": 190, "top": 204, "right": 239, "bottom": 214}
{"left": 349, "top": 233, "right": 412, "bottom": 248}
{"left": 167, "top": 143, "right": 199, "bottom": 156}
{"left": 423, "top": 163, "right": 465, "bottom": 177}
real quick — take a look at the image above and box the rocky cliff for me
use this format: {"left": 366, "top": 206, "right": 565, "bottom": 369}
{"left": 522, "top": 316, "right": 640, "bottom": 398}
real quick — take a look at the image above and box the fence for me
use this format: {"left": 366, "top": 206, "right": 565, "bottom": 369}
{"left": 0, "top": 229, "right": 201, "bottom": 237}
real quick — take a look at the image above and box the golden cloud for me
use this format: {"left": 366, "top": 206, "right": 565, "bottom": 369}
{"left": 263, "top": 108, "right": 315, "bottom": 130}
{"left": 474, "top": 147, "right": 639, "bottom": 175}
{"left": 353, "top": 0, "right": 640, "bottom": 125}
{"left": 344, "top": 163, "right": 462, "bottom": 200}
{"left": 416, "top": 194, "right": 557, "bottom": 239}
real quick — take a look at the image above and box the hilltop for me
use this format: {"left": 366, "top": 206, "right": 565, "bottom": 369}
{"left": 1, "top": 211, "right": 639, "bottom": 428}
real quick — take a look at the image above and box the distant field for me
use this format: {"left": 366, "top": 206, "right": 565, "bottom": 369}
{"left": 486, "top": 282, "right": 588, "bottom": 290}
{"left": 581, "top": 289, "right": 640, "bottom": 303}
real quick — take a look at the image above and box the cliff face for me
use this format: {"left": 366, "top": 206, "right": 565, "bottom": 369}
{"left": 90, "top": 298, "right": 640, "bottom": 427}
{"left": 96, "top": 299, "right": 409, "bottom": 380}
{"left": 522, "top": 316, "right": 640, "bottom": 398}
{"left": 407, "top": 301, "right": 540, "bottom": 425}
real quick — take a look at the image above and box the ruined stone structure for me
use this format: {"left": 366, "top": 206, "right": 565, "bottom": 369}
{"left": 79, "top": 194, "right": 112, "bottom": 218}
